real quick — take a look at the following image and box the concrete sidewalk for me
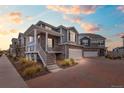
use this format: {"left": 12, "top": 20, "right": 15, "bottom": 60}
{"left": 0, "top": 55, "right": 28, "bottom": 88}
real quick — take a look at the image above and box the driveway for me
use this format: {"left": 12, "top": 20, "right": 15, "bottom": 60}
{"left": 26, "top": 58, "right": 124, "bottom": 88}
{"left": 0, "top": 55, "right": 27, "bottom": 88}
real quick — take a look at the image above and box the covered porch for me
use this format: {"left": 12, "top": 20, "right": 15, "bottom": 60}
{"left": 25, "top": 25, "right": 63, "bottom": 53}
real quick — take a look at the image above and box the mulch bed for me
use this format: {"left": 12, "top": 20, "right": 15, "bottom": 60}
{"left": 7, "top": 56, "right": 50, "bottom": 81}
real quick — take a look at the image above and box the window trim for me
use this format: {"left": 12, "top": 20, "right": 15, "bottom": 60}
{"left": 48, "top": 38, "right": 53, "bottom": 48}
{"left": 69, "top": 31, "right": 76, "bottom": 42}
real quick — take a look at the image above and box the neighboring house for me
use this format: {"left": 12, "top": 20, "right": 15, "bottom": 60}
{"left": 113, "top": 47, "right": 124, "bottom": 57}
{"left": 79, "top": 33, "right": 106, "bottom": 57}
{"left": 9, "top": 44, "right": 13, "bottom": 56}
{"left": 122, "top": 36, "right": 124, "bottom": 47}
{"left": 10, "top": 38, "right": 18, "bottom": 57}
{"left": 17, "top": 33, "right": 26, "bottom": 57}
{"left": 112, "top": 36, "right": 124, "bottom": 57}
{"left": 24, "top": 21, "right": 83, "bottom": 67}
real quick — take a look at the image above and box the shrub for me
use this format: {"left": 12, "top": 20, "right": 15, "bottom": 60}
{"left": 22, "top": 64, "right": 42, "bottom": 77}
{"left": 13, "top": 56, "right": 19, "bottom": 61}
{"left": 19, "top": 57, "right": 28, "bottom": 65}
{"left": 70, "top": 58, "right": 75, "bottom": 64}
{"left": 61, "top": 58, "right": 76, "bottom": 67}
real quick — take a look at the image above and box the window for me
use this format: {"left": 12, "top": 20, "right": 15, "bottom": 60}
{"left": 98, "top": 40, "right": 104, "bottom": 46}
{"left": 28, "top": 36, "right": 34, "bottom": 43}
{"left": 27, "top": 46, "right": 30, "bottom": 52}
{"left": 82, "top": 40, "right": 88, "bottom": 46}
{"left": 48, "top": 38, "right": 53, "bottom": 48}
{"left": 30, "top": 46, "right": 34, "bottom": 51}
{"left": 70, "top": 31, "right": 76, "bottom": 42}
{"left": 45, "top": 26, "right": 52, "bottom": 30}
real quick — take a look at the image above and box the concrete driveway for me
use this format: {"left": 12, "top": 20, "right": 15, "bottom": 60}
{"left": 26, "top": 58, "right": 124, "bottom": 88}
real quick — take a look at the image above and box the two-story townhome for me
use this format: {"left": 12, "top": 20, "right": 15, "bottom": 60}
{"left": 10, "top": 38, "right": 18, "bottom": 57}
{"left": 79, "top": 33, "right": 106, "bottom": 57}
{"left": 113, "top": 47, "right": 124, "bottom": 57}
{"left": 9, "top": 44, "right": 13, "bottom": 56}
{"left": 17, "top": 33, "right": 26, "bottom": 57}
{"left": 24, "top": 21, "right": 83, "bottom": 67}
{"left": 112, "top": 36, "right": 124, "bottom": 57}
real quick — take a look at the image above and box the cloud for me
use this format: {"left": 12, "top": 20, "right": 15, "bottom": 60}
{"left": 115, "top": 32, "right": 124, "bottom": 38}
{"left": 47, "top": 5, "right": 100, "bottom": 15}
{"left": 8, "top": 12, "right": 23, "bottom": 24}
{"left": 63, "top": 15, "right": 82, "bottom": 24}
{"left": 0, "top": 11, "right": 23, "bottom": 25}
{"left": 64, "top": 15, "right": 101, "bottom": 33}
{"left": 80, "top": 23, "right": 100, "bottom": 33}
{"left": 9, "top": 12, "right": 22, "bottom": 17}
{"left": 107, "top": 41, "right": 122, "bottom": 51}
{"left": 26, "top": 16, "right": 33, "bottom": 20}
{"left": 0, "top": 11, "right": 26, "bottom": 36}
{"left": 117, "top": 5, "right": 124, "bottom": 13}
{"left": 0, "top": 28, "right": 20, "bottom": 35}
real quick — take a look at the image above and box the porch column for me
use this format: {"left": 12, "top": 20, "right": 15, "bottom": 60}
{"left": 60, "top": 28, "right": 62, "bottom": 43}
{"left": 34, "top": 54, "right": 37, "bottom": 62}
{"left": 67, "top": 30, "right": 69, "bottom": 42}
{"left": 25, "top": 36, "right": 28, "bottom": 52}
{"left": 34, "top": 29, "right": 37, "bottom": 51}
{"left": 45, "top": 32, "right": 48, "bottom": 51}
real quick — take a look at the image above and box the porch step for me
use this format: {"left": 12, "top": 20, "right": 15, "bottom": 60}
{"left": 47, "top": 64, "right": 62, "bottom": 73}
{"left": 46, "top": 53, "right": 56, "bottom": 65}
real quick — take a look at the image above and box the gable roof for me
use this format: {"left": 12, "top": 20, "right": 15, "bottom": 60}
{"left": 36, "top": 21, "right": 56, "bottom": 29}
{"left": 79, "top": 33, "right": 106, "bottom": 39}
{"left": 18, "top": 33, "right": 24, "bottom": 38}
{"left": 24, "top": 25, "right": 63, "bottom": 36}
{"left": 57, "top": 25, "right": 79, "bottom": 33}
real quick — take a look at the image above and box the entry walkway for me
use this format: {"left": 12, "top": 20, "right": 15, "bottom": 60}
{"left": 0, "top": 55, "right": 27, "bottom": 88}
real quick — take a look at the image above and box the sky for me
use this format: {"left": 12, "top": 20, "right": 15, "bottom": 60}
{"left": 0, "top": 5, "right": 124, "bottom": 50}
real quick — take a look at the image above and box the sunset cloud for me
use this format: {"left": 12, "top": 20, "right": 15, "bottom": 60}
{"left": 117, "top": 5, "right": 124, "bottom": 13}
{"left": 9, "top": 12, "right": 22, "bottom": 17}
{"left": 0, "top": 11, "right": 23, "bottom": 25}
{"left": 64, "top": 15, "right": 100, "bottom": 33}
{"left": 81, "top": 23, "right": 100, "bottom": 33}
{"left": 0, "top": 29, "right": 20, "bottom": 35}
{"left": 8, "top": 12, "right": 23, "bottom": 24}
{"left": 26, "top": 16, "right": 33, "bottom": 20}
{"left": 63, "top": 15, "right": 82, "bottom": 24}
{"left": 115, "top": 32, "right": 124, "bottom": 38}
{"left": 107, "top": 41, "right": 122, "bottom": 50}
{"left": 47, "top": 5, "right": 100, "bottom": 15}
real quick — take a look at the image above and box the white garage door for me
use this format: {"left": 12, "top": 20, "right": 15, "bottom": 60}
{"left": 84, "top": 51, "right": 98, "bottom": 57}
{"left": 69, "top": 49, "right": 82, "bottom": 59}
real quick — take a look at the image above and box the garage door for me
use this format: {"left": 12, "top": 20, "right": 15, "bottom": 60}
{"left": 84, "top": 51, "right": 98, "bottom": 57}
{"left": 69, "top": 49, "right": 82, "bottom": 59}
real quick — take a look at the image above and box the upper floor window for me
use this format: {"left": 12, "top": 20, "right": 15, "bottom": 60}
{"left": 45, "top": 26, "right": 52, "bottom": 30}
{"left": 82, "top": 40, "right": 89, "bottom": 46}
{"left": 48, "top": 38, "right": 53, "bottom": 48}
{"left": 28, "top": 36, "right": 34, "bottom": 43}
{"left": 98, "top": 40, "right": 104, "bottom": 46}
{"left": 69, "top": 31, "right": 76, "bottom": 42}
